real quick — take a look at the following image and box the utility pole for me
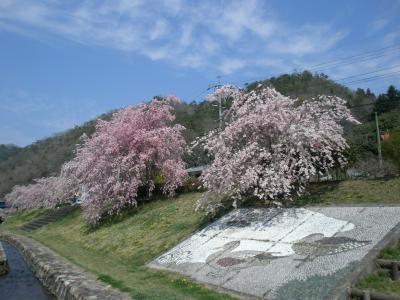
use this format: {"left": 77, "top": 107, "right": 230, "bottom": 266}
{"left": 375, "top": 112, "right": 383, "bottom": 168}
{"left": 209, "top": 75, "right": 224, "bottom": 131}
{"left": 218, "top": 95, "right": 223, "bottom": 131}
{"left": 216, "top": 75, "right": 223, "bottom": 131}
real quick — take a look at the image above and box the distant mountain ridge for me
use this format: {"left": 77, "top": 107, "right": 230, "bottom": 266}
{"left": 0, "top": 72, "right": 380, "bottom": 197}
{"left": 0, "top": 144, "right": 20, "bottom": 161}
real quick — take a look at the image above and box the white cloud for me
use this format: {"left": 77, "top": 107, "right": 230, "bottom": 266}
{"left": 268, "top": 25, "right": 347, "bottom": 56}
{"left": 149, "top": 19, "right": 169, "bottom": 40}
{"left": 162, "top": 0, "right": 182, "bottom": 15}
{"left": 0, "top": 0, "right": 346, "bottom": 74}
{"left": 383, "top": 29, "right": 400, "bottom": 46}
{"left": 208, "top": 0, "right": 276, "bottom": 42}
{"left": 370, "top": 18, "right": 389, "bottom": 32}
{"left": 218, "top": 58, "right": 247, "bottom": 74}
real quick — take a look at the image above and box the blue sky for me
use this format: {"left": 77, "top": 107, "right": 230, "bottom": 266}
{"left": 0, "top": 0, "right": 399, "bottom": 146}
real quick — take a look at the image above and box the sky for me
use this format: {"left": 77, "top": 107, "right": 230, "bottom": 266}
{"left": 0, "top": 0, "right": 400, "bottom": 146}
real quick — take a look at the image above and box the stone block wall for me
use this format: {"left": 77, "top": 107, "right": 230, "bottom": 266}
{"left": 0, "top": 233, "right": 132, "bottom": 300}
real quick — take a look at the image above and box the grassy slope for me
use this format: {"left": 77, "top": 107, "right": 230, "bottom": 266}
{"left": 1, "top": 71, "right": 371, "bottom": 198}
{"left": 1, "top": 192, "right": 236, "bottom": 300}
{"left": 0, "top": 209, "right": 49, "bottom": 229}
{"left": 1, "top": 178, "right": 400, "bottom": 299}
{"left": 295, "top": 176, "right": 400, "bottom": 206}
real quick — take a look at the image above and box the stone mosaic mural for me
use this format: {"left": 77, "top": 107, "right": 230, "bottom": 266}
{"left": 149, "top": 206, "right": 400, "bottom": 299}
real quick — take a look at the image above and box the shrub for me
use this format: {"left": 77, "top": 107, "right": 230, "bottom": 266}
{"left": 354, "top": 157, "right": 399, "bottom": 178}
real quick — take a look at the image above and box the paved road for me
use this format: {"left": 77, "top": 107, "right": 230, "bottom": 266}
{"left": 0, "top": 241, "right": 54, "bottom": 300}
{"left": 150, "top": 206, "right": 400, "bottom": 299}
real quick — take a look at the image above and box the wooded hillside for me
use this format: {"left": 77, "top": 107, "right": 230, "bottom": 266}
{"left": 1, "top": 71, "right": 398, "bottom": 197}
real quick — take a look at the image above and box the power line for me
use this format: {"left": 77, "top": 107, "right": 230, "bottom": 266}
{"left": 226, "top": 68, "right": 400, "bottom": 94}
{"left": 189, "top": 87, "right": 212, "bottom": 102}
{"left": 311, "top": 50, "right": 400, "bottom": 73}
{"left": 342, "top": 71, "right": 400, "bottom": 85}
{"left": 348, "top": 98, "right": 400, "bottom": 109}
{"left": 227, "top": 66, "right": 400, "bottom": 90}
{"left": 230, "top": 66, "right": 400, "bottom": 88}
{"left": 335, "top": 65, "right": 400, "bottom": 82}
{"left": 306, "top": 44, "right": 400, "bottom": 69}
{"left": 190, "top": 44, "right": 400, "bottom": 102}
{"left": 309, "top": 47, "right": 400, "bottom": 72}
{"left": 220, "top": 45, "right": 400, "bottom": 91}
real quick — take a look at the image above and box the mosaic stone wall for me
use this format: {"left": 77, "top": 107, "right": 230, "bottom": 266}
{"left": 150, "top": 206, "right": 400, "bottom": 299}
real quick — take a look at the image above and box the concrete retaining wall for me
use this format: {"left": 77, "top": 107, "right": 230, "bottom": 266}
{"left": 0, "top": 233, "right": 132, "bottom": 300}
{"left": 0, "top": 241, "right": 9, "bottom": 275}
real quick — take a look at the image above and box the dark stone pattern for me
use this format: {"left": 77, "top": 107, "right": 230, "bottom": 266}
{"left": 216, "top": 257, "right": 244, "bottom": 267}
{"left": 274, "top": 263, "right": 356, "bottom": 300}
{"left": 292, "top": 236, "right": 371, "bottom": 259}
{"left": 0, "top": 241, "right": 9, "bottom": 275}
{"left": 0, "top": 233, "right": 132, "bottom": 300}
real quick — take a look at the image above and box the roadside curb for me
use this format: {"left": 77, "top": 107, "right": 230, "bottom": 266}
{"left": 0, "top": 232, "right": 132, "bottom": 300}
{"left": 329, "top": 219, "right": 400, "bottom": 299}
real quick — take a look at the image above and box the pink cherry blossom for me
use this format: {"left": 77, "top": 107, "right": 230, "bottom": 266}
{"left": 206, "top": 85, "right": 239, "bottom": 103}
{"left": 5, "top": 100, "right": 187, "bottom": 225}
{"left": 165, "top": 95, "right": 182, "bottom": 105}
{"left": 62, "top": 99, "right": 187, "bottom": 225}
{"left": 5, "top": 175, "right": 77, "bottom": 210}
{"left": 196, "top": 86, "right": 359, "bottom": 214}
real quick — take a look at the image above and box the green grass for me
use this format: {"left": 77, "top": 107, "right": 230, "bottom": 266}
{"left": 353, "top": 241, "right": 400, "bottom": 296}
{"left": 295, "top": 176, "right": 400, "bottom": 206}
{"left": 380, "top": 242, "right": 400, "bottom": 260}
{"left": 1, "top": 192, "right": 236, "bottom": 300}
{"left": 356, "top": 271, "right": 400, "bottom": 295}
{"left": 1, "top": 177, "right": 400, "bottom": 299}
{"left": 0, "top": 208, "right": 49, "bottom": 231}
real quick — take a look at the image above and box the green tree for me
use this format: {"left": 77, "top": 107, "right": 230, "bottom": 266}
{"left": 374, "top": 85, "right": 400, "bottom": 114}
